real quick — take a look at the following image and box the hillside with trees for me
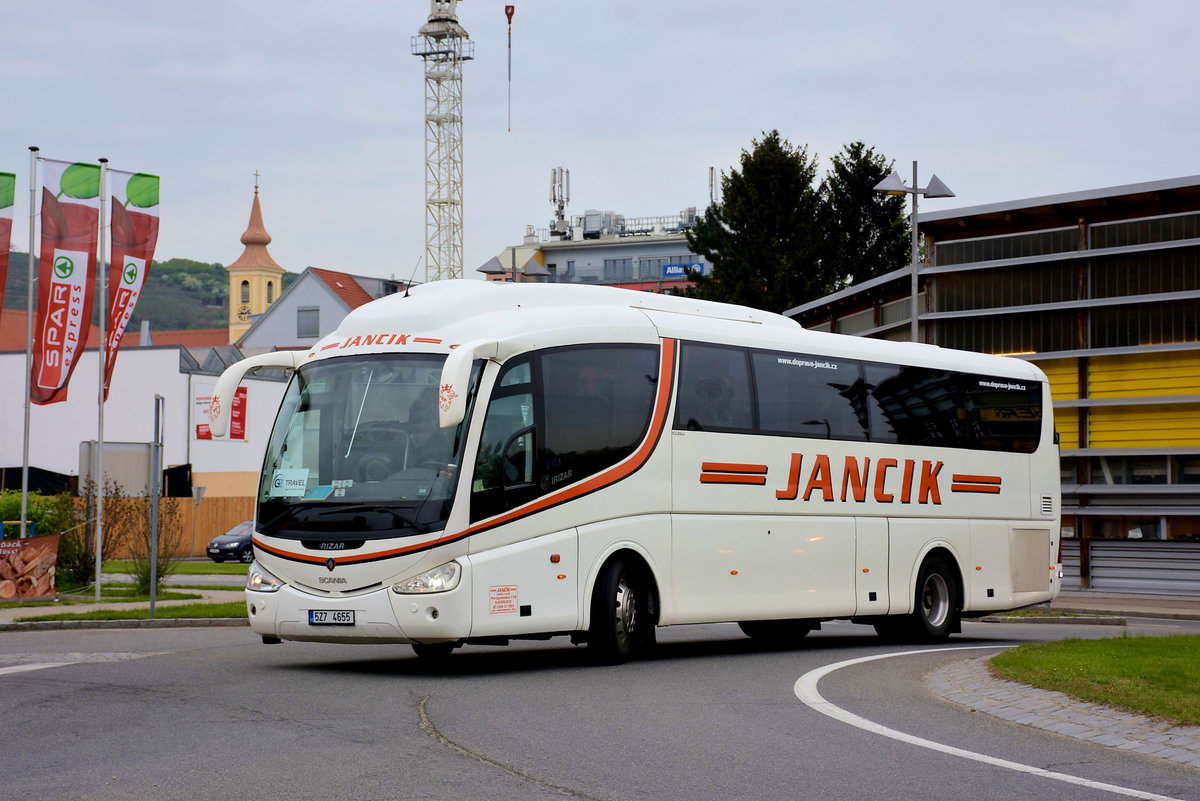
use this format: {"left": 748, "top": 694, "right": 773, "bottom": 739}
{"left": 2, "top": 255, "right": 297, "bottom": 330}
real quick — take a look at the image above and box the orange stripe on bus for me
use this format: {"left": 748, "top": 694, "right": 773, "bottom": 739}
{"left": 951, "top": 474, "right": 1001, "bottom": 484}
{"left": 700, "top": 474, "right": 767, "bottom": 485}
{"left": 950, "top": 484, "right": 1001, "bottom": 494}
{"left": 701, "top": 462, "right": 768, "bottom": 474}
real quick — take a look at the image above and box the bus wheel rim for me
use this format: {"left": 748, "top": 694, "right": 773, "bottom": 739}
{"left": 922, "top": 573, "right": 949, "bottom": 628}
{"left": 615, "top": 576, "right": 636, "bottom": 644}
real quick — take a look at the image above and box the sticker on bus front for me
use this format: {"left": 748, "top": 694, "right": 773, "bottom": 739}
{"left": 269, "top": 469, "right": 309, "bottom": 497}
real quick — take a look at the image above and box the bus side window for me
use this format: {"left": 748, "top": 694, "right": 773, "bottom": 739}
{"left": 470, "top": 345, "right": 658, "bottom": 523}
{"left": 674, "top": 343, "right": 753, "bottom": 432}
{"left": 751, "top": 350, "right": 867, "bottom": 441}
{"left": 474, "top": 394, "right": 535, "bottom": 492}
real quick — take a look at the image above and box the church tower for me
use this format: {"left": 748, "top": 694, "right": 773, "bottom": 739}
{"left": 227, "top": 179, "right": 285, "bottom": 343}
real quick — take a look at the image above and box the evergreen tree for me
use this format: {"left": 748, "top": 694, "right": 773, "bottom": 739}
{"left": 686, "top": 130, "right": 829, "bottom": 312}
{"left": 821, "top": 142, "right": 910, "bottom": 286}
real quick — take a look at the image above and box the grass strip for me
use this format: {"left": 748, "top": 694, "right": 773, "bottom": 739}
{"left": 4, "top": 590, "right": 203, "bottom": 608}
{"left": 103, "top": 560, "right": 249, "bottom": 576}
{"left": 990, "top": 634, "right": 1200, "bottom": 726}
{"left": 15, "top": 601, "right": 247, "bottom": 622}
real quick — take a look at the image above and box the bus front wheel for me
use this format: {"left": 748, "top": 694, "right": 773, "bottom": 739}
{"left": 588, "top": 558, "right": 653, "bottom": 665}
{"left": 875, "top": 555, "right": 959, "bottom": 643}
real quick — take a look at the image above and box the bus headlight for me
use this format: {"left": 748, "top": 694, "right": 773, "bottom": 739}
{"left": 392, "top": 562, "right": 461, "bottom": 594}
{"left": 247, "top": 561, "right": 284, "bottom": 593}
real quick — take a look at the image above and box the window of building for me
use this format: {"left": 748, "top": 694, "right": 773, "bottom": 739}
{"left": 297, "top": 307, "right": 319, "bottom": 338}
{"left": 267, "top": 281, "right": 274, "bottom": 304}
{"left": 1090, "top": 456, "right": 1168, "bottom": 485}
{"left": 1091, "top": 211, "right": 1200, "bottom": 250}
{"left": 675, "top": 343, "right": 753, "bottom": 433}
{"left": 240, "top": 280, "right": 250, "bottom": 304}
{"left": 1175, "top": 456, "right": 1200, "bottom": 484}
{"left": 934, "top": 228, "right": 1078, "bottom": 267}
{"left": 603, "top": 258, "right": 634, "bottom": 281}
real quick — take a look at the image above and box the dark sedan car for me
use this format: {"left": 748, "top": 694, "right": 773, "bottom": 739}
{"left": 207, "top": 521, "right": 254, "bottom": 563}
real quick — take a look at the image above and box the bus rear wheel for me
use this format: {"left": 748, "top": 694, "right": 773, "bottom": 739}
{"left": 588, "top": 558, "right": 653, "bottom": 665}
{"left": 874, "top": 554, "right": 959, "bottom": 643}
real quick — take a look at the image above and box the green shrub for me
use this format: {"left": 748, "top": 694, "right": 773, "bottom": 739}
{"left": 0, "top": 489, "right": 74, "bottom": 539}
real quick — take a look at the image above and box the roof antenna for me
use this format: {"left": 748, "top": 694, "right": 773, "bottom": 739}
{"left": 403, "top": 253, "right": 422, "bottom": 297}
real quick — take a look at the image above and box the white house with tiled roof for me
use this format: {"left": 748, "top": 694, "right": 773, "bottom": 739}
{"left": 235, "top": 266, "right": 409, "bottom": 356}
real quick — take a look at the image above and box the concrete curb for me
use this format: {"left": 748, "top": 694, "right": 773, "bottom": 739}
{"left": 0, "top": 618, "right": 249, "bottom": 632}
{"left": 1053, "top": 607, "right": 1200, "bottom": 622}
{"left": 929, "top": 656, "right": 1200, "bottom": 768}
{"left": 980, "top": 614, "right": 1127, "bottom": 625}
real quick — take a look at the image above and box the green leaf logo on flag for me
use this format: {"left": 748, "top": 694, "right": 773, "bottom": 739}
{"left": 0, "top": 173, "right": 15, "bottom": 208}
{"left": 54, "top": 255, "right": 75, "bottom": 279}
{"left": 60, "top": 163, "right": 101, "bottom": 200}
{"left": 124, "top": 262, "right": 140, "bottom": 284}
{"left": 127, "top": 173, "right": 159, "bottom": 208}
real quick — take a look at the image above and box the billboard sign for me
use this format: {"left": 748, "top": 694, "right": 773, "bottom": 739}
{"left": 662, "top": 262, "right": 704, "bottom": 279}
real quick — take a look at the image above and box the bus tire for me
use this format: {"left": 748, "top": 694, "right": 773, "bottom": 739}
{"left": 875, "top": 554, "right": 959, "bottom": 643}
{"left": 588, "top": 558, "right": 649, "bottom": 665}
{"left": 737, "top": 619, "right": 813, "bottom": 646}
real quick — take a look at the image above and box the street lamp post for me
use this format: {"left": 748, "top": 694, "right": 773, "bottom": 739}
{"left": 874, "top": 161, "right": 955, "bottom": 342}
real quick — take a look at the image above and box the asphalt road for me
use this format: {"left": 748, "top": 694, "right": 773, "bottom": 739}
{"left": 2, "top": 619, "right": 1198, "bottom": 801}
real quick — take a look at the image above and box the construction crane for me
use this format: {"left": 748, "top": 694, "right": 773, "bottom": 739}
{"left": 412, "top": 0, "right": 474, "bottom": 283}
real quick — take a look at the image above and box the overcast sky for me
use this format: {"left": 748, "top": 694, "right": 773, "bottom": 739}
{"left": 2, "top": 1, "right": 1197, "bottom": 284}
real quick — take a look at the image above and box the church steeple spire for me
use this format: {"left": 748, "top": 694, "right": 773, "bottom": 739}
{"left": 227, "top": 176, "right": 285, "bottom": 343}
{"left": 229, "top": 183, "right": 281, "bottom": 271}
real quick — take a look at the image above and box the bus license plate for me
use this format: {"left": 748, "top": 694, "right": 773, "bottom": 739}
{"left": 309, "top": 610, "right": 354, "bottom": 625}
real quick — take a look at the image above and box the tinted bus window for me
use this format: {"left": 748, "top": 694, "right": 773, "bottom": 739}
{"left": 961, "top": 374, "right": 1042, "bottom": 453}
{"left": 751, "top": 351, "right": 868, "bottom": 441}
{"left": 867, "top": 364, "right": 969, "bottom": 449}
{"left": 865, "top": 362, "right": 1042, "bottom": 453}
{"left": 472, "top": 344, "right": 659, "bottom": 521}
{"left": 675, "top": 344, "right": 753, "bottom": 432}
{"left": 541, "top": 345, "right": 658, "bottom": 486}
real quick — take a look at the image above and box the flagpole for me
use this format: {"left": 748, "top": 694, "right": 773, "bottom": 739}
{"left": 94, "top": 158, "right": 108, "bottom": 600}
{"left": 20, "top": 147, "right": 38, "bottom": 539}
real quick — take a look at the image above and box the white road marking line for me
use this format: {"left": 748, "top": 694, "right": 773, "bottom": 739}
{"left": 0, "top": 662, "right": 76, "bottom": 676}
{"left": 794, "top": 646, "right": 1186, "bottom": 801}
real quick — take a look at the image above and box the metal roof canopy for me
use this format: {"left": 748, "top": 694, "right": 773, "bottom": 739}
{"left": 921, "top": 175, "right": 1200, "bottom": 240}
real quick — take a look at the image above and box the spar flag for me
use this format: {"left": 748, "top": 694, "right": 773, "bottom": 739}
{"left": 103, "top": 171, "right": 159, "bottom": 400}
{"left": 30, "top": 159, "right": 100, "bottom": 405}
{"left": 0, "top": 172, "right": 13, "bottom": 328}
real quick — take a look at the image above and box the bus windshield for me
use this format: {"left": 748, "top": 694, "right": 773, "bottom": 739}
{"left": 257, "top": 353, "right": 479, "bottom": 540}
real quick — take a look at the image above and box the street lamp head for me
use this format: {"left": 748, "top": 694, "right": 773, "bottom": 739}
{"left": 923, "top": 174, "right": 956, "bottom": 199}
{"left": 873, "top": 171, "right": 910, "bottom": 195}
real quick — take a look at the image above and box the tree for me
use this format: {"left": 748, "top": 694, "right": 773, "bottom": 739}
{"left": 820, "top": 142, "right": 910, "bottom": 286}
{"left": 686, "top": 130, "right": 830, "bottom": 312}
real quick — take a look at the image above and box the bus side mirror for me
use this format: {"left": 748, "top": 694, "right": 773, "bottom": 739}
{"left": 210, "top": 351, "right": 306, "bottom": 437}
{"left": 439, "top": 339, "right": 499, "bottom": 429}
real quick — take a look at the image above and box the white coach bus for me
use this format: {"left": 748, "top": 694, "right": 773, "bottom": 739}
{"left": 210, "top": 280, "right": 1060, "bottom": 663}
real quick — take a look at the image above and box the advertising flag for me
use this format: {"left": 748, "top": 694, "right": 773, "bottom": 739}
{"left": 30, "top": 160, "right": 100, "bottom": 405}
{"left": 0, "top": 172, "right": 13, "bottom": 328}
{"left": 103, "top": 171, "right": 159, "bottom": 400}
